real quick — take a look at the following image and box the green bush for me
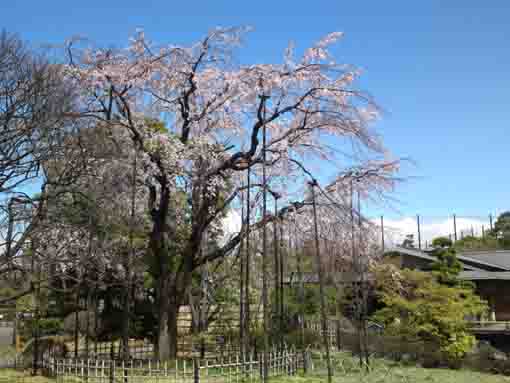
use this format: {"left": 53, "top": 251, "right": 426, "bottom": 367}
{"left": 373, "top": 267, "right": 487, "bottom": 363}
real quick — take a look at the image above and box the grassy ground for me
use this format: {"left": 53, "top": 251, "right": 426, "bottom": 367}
{"left": 1, "top": 351, "right": 509, "bottom": 383}
{"left": 299, "top": 351, "right": 510, "bottom": 383}
{"left": 0, "top": 370, "right": 50, "bottom": 383}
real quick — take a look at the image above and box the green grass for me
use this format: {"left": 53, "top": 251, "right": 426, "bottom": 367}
{"left": 0, "top": 369, "right": 52, "bottom": 382}
{"left": 290, "top": 351, "right": 510, "bottom": 383}
{"left": 2, "top": 351, "right": 509, "bottom": 383}
{"left": 290, "top": 366, "right": 510, "bottom": 383}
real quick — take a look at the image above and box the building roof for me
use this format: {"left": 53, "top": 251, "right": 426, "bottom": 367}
{"left": 388, "top": 247, "right": 484, "bottom": 271}
{"left": 389, "top": 247, "right": 510, "bottom": 272}
{"left": 458, "top": 271, "right": 510, "bottom": 281}
{"left": 456, "top": 251, "right": 510, "bottom": 271}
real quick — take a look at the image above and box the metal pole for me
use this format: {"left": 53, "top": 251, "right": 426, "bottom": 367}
{"left": 294, "top": 214, "right": 307, "bottom": 372}
{"left": 273, "top": 195, "right": 280, "bottom": 331}
{"left": 489, "top": 214, "right": 493, "bottom": 232}
{"left": 310, "top": 180, "right": 332, "bottom": 383}
{"left": 380, "top": 216, "right": 385, "bottom": 253}
{"left": 261, "top": 95, "right": 269, "bottom": 383}
{"left": 239, "top": 184, "right": 245, "bottom": 356}
{"left": 417, "top": 215, "right": 421, "bottom": 250}
{"left": 453, "top": 214, "right": 458, "bottom": 242}
{"left": 349, "top": 179, "right": 361, "bottom": 366}
{"left": 357, "top": 190, "right": 369, "bottom": 369}
{"left": 245, "top": 166, "right": 251, "bottom": 352}
{"left": 280, "top": 214, "right": 285, "bottom": 334}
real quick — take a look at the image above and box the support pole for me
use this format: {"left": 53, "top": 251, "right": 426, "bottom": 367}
{"left": 357, "top": 190, "right": 370, "bottom": 370}
{"left": 294, "top": 213, "right": 307, "bottom": 373}
{"left": 310, "top": 180, "right": 332, "bottom": 383}
{"left": 273, "top": 195, "right": 280, "bottom": 332}
{"left": 453, "top": 214, "right": 458, "bottom": 242}
{"left": 239, "top": 184, "right": 245, "bottom": 356}
{"left": 245, "top": 166, "right": 251, "bottom": 353}
{"left": 417, "top": 215, "right": 421, "bottom": 250}
{"left": 279, "top": 213, "right": 285, "bottom": 335}
{"left": 380, "top": 216, "right": 385, "bottom": 253}
{"left": 261, "top": 95, "right": 269, "bottom": 383}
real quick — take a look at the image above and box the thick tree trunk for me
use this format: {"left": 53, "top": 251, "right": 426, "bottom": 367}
{"left": 168, "top": 269, "right": 193, "bottom": 359}
{"left": 156, "top": 276, "right": 171, "bottom": 360}
{"left": 167, "top": 302, "right": 179, "bottom": 359}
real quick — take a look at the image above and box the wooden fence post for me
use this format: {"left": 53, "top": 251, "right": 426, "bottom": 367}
{"left": 109, "top": 358, "right": 114, "bottom": 383}
{"left": 194, "top": 358, "right": 200, "bottom": 383}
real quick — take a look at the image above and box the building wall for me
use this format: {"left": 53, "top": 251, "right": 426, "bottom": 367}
{"left": 475, "top": 280, "right": 510, "bottom": 321}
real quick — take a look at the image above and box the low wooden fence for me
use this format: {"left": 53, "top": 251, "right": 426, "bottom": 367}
{"left": 41, "top": 348, "right": 307, "bottom": 383}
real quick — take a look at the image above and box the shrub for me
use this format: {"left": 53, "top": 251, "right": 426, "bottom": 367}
{"left": 373, "top": 267, "right": 487, "bottom": 363}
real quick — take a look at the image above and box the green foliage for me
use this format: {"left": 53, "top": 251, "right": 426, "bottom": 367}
{"left": 283, "top": 285, "right": 338, "bottom": 321}
{"left": 38, "top": 318, "right": 64, "bottom": 334}
{"left": 453, "top": 235, "right": 501, "bottom": 251}
{"left": 493, "top": 211, "right": 510, "bottom": 249}
{"left": 430, "top": 247, "right": 462, "bottom": 286}
{"left": 451, "top": 211, "right": 510, "bottom": 251}
{"left": 373, "top": 268, "right": 487, "bottom": 362}
{"left": 401, "top": 234, "right": 415, "bottom": 248}
{"left": 431, "top": 236, "right": 452, "bottom": 248}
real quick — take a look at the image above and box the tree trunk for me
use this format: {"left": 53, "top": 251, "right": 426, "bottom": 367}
{"left": 167, "top": 302, "right": 179, "bottom": 359}
{"left": 156, "top": 275, "right": 171, "bottom": 360}
{"left": 74, "top": 292, "right": 79, "bottom": 358}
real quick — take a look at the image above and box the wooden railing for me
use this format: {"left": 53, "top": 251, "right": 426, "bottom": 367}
{"left": 41, "top": 347, "right": 307, "bottom": 383}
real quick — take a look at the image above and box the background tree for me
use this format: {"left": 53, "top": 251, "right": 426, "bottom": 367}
{"left": 431, "top": 236, "right": 452, "bottom": 248}
{"left": 492, "top": 211, "right": 510, "bottom": 249}
{"left": 401, "top": 234, "right": 415, "bottom": 248}
{"left": 0, "top": 29, "right": 75, "bottom": 303}
{"left": 373, "top": 266, "right": 487, "bottom": 364}
{"left": 430, "top": 246, "right": 462, "bottom": 286}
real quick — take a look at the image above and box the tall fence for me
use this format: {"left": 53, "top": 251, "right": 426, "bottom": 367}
{"left": 41, "top": 347, "right": 306, "bottom": 383}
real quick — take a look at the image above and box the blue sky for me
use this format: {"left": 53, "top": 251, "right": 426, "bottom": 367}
{"left": 1, "top": 0, "right": 509, "bottom": 227}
